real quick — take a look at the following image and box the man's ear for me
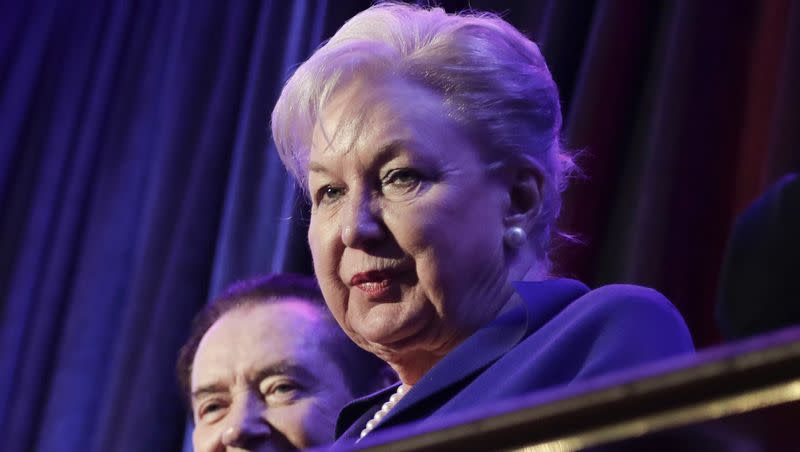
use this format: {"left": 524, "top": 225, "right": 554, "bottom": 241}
{"left": 503, "top": 162, "right": 543, "bottom": 229}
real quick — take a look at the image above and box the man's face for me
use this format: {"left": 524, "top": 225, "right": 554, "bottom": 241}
{"left": 190, "top": 300, "right": 354, "bottom": 451}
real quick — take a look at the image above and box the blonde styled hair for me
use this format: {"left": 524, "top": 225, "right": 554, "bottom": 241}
{"left": 271, "top": 2, "right": 573, "bottom": 264}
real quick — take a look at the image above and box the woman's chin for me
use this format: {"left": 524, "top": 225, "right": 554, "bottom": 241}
{"left": 351, "top": 302, "right": 434, "bottom": 353}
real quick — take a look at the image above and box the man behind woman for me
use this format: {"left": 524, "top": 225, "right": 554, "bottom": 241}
{"left": 177, "top": 274, "right": 392, "bottom": 451}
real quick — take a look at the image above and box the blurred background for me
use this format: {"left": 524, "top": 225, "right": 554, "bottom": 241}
{"left": 1, "top": 1, "right": 798, "bottom": 451}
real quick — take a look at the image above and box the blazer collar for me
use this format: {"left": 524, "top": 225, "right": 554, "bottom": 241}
{"left": 374, "top": 278, "right": 589, "bottom": 431}
{"left": 335, "top": 383, "right": 401, "bottom": 439}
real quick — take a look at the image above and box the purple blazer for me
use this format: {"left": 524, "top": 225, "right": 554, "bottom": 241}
{"left": 333, "top": 279, "right": 694, "bottom": 444}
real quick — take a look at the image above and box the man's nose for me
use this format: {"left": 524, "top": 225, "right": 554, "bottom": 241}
{"left": 220, "top": 395, "right": 271, "bottom": 448}
{"left": 341, "top": 192, "right": 384, "bottom": 248}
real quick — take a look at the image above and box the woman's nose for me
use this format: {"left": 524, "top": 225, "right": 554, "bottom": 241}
{"left": 220, "top": 397, "right": 271, "bottom": 448}
{"left": 341, "top": 193, "right": 384, "bottom": 248}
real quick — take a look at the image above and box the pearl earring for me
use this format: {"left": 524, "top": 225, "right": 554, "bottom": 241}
{"left": 504, "top": 226, "right": 527, "bottom": 249}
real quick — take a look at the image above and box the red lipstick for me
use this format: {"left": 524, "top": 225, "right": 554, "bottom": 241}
{"left": 350, "top": 270, "right": 395, "bottom": 298}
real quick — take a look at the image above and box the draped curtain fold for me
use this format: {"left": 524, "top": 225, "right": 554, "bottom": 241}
{"left": 1, "top": 1, "right": 797, "bottom": 451}
{"left": 0, "top": 1, "right": 344, "bottom": 450}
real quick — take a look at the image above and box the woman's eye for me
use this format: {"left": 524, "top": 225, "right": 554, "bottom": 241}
{"left": 316, "top": 185, "right": 346, "bottom": 205}
{"left": 382, "top": 168, "right": 422, "bottom": 192}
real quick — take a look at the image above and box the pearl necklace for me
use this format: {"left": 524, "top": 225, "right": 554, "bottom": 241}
{"left": 358, "top": 384, "right": 411, "bottom": 440}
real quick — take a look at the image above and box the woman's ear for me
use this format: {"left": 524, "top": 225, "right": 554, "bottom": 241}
{"left": 503, "top": 162, "right": 543, "bottom": 229}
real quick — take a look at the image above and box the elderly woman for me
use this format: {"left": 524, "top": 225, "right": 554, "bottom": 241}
{"left": 270, "top": 3, "right": 694, "bottom": 444}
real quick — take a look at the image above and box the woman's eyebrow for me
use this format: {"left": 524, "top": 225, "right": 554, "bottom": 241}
{"left": 308, "top": 161, "right": 330, "bottom": 174}
{"left": 371, "top": 140, "right": 406, "bottom": 168}
{"left": 309, "top": 140, "right": 408, "bottom": 176}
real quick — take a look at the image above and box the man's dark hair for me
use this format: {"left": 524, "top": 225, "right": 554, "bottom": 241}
{"left": 176, "top": 273, "right": 390, "bottom": 406}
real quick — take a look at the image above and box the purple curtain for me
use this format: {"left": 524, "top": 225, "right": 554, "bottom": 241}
{"left": 0, "top": 1, "right": 369, "bottom": 450}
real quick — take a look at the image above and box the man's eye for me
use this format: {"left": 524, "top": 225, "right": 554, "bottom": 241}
{"left": 262, "top": 379, "right": 304, "bottom": 404}
{"left": 273, "top": 382, "right": 299, "bottom": 394}
{"left": 203, "top": 402, "right": 221, "bottom": 413}
{"left": 197, "top": 400, "right": 227, "bottom": 422}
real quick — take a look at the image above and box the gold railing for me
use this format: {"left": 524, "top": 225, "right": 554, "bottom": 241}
{"left": 335, "top": 327, "right": 800, "bottom": 451}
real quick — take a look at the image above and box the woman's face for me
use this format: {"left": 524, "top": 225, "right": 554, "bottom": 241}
{"left": 307, "top": 77, "right": 516, "bottom": 367}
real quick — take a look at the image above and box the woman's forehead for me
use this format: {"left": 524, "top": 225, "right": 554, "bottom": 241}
{"left": 310, "top": 76, "right": 453, "bottom": 164}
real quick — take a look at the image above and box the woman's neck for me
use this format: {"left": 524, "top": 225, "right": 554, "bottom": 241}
{"left": 380, "top": 326, "right": 474, "bottom": 385}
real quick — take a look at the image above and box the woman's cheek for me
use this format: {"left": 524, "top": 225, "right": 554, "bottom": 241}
{"left": 315, "top": 277, "right": 348, "bottom": 333}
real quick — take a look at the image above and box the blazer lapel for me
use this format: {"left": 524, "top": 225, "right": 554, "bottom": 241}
{"left": 335, "top": 383, "right": 401, "bottom": 439}
{"left": 375, "top": 296, "right": 530, "bottom": 429}
{"left": 375, "top": 279, "right": 589, "bottom": 431}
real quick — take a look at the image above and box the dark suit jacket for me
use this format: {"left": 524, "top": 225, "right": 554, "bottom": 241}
{"left": 333, "top": 278, "right": 694, "bottom": 445}
{"left": 716, "top": 173, "right": 800, "bottom": 339}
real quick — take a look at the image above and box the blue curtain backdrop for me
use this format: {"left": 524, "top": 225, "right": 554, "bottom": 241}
{"left": 2, "top": 1, "right": 799, "bottom": 451}
{"left": 0, "top": 1, "right": 362, "bottom": 450}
